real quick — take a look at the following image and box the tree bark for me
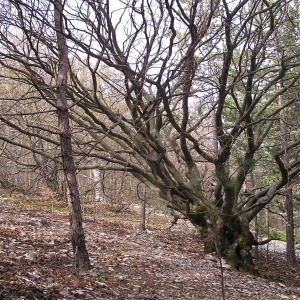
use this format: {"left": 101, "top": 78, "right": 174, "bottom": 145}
{"left": 279, "top": 84, "right": 296, "bottom": 265}
{"left": 285, "top": 185, "right": 296, "bottom": 264}
{"left": 54, "top": 0, "right": 91, "bottom": 270}
{"left": 188, "top": 211, "right": 255, "bottom": 272}
{"left": 139, "top": 183, "right": 147, "bottom": 231}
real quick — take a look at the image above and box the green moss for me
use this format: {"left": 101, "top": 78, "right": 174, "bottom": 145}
{"left": 295, "top": 231, "right": 300, "bottom": 244}
{"left": 234, "top": 235, "right": 246, "bottom": 246}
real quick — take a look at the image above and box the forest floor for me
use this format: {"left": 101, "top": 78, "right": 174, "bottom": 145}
{"left": 0, "top": 190, "right": 300, "bottom": 300}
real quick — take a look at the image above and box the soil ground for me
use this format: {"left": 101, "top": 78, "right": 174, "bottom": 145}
{"left": 0, "top": 190, "right": 299, "bottom": 299}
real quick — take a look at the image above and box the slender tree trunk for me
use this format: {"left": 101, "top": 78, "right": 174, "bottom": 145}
{"left": 137, "top": 182, "right": 147, "bottom": 230}
{"left": 54, "top": 0, "right": 91, "bottom": 270}
{"left": 279, "top": 86, "right": 296, "bottom": 265}
{"left": 141, "top": 185, "right": 147, "bottom": 231}
{"left": 249, "top": 172, "right": 259, "bottom": 259}
{"left": 285, "top": 184, "right": 296, "bottom": 264}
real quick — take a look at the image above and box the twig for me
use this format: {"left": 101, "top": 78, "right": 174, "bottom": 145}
{"left": 211, "top": 215, "right": 226, "bottom": 300}
{"left": 254, "top": 238, "right": 280, "bottom": 245}
{"left": 0, "top": 232, "right": 70, "bottom": 248}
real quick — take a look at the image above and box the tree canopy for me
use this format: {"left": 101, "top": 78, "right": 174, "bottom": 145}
{"left": 0, "top": 0, "right": 300, "bottom": 271}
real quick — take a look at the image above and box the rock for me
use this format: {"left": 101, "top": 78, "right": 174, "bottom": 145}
{"left": 71, "top": 289, "right": 86, "bottom": 296}
{"left": 204, "top": 254, "right": 218, "bottom": 262}
{"left": 59, "top": 287, "right": 70, "bottom": 297}
{"left": 279, "top": 295, "right": 291, "bottom": 299}
{"left": 46, "top": 277, "right": 56, "bottom": 283}
{"left": 95, "top": 281, "right": 108, "bottom": 288}
{"left": 88, "top": 269, "right": 100, "bottom": 277}
{"left": 25, "top": 251, "right": 38, "bottom": 263}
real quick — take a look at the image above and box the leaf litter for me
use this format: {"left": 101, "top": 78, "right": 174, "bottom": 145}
{"left": 0, "top": 193, "right": 299, "bottom": 299}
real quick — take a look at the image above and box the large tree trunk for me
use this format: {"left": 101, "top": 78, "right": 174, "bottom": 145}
{"left": 188, "top": 211, "right": 255, "bottom": 272}
{"left": 54, "top": 0, "right": 91, "bottom": 270}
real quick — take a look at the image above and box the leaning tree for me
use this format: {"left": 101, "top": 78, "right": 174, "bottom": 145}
{"left": 0, "top": 0, "right": 300, "bottom": 271}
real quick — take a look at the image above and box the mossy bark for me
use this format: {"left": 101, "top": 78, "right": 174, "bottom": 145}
{"left": 188, "top": 212, "right": 255, "bottom": 273}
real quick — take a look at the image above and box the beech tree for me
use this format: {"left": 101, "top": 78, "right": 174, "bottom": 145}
{"left": 1, "top": 0, "right": 300, "bottom": 272}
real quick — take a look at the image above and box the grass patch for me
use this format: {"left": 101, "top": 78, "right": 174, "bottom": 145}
{"left": 0, "top": 189, "right": 67, "bottom": 212}
{"left": 269, "top": 230, "right": 286, "bottom": 242}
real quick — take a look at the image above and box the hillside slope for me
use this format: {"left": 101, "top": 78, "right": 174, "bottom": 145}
{"left": 0, "top": 192, "right": 299, "bottom": 299}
